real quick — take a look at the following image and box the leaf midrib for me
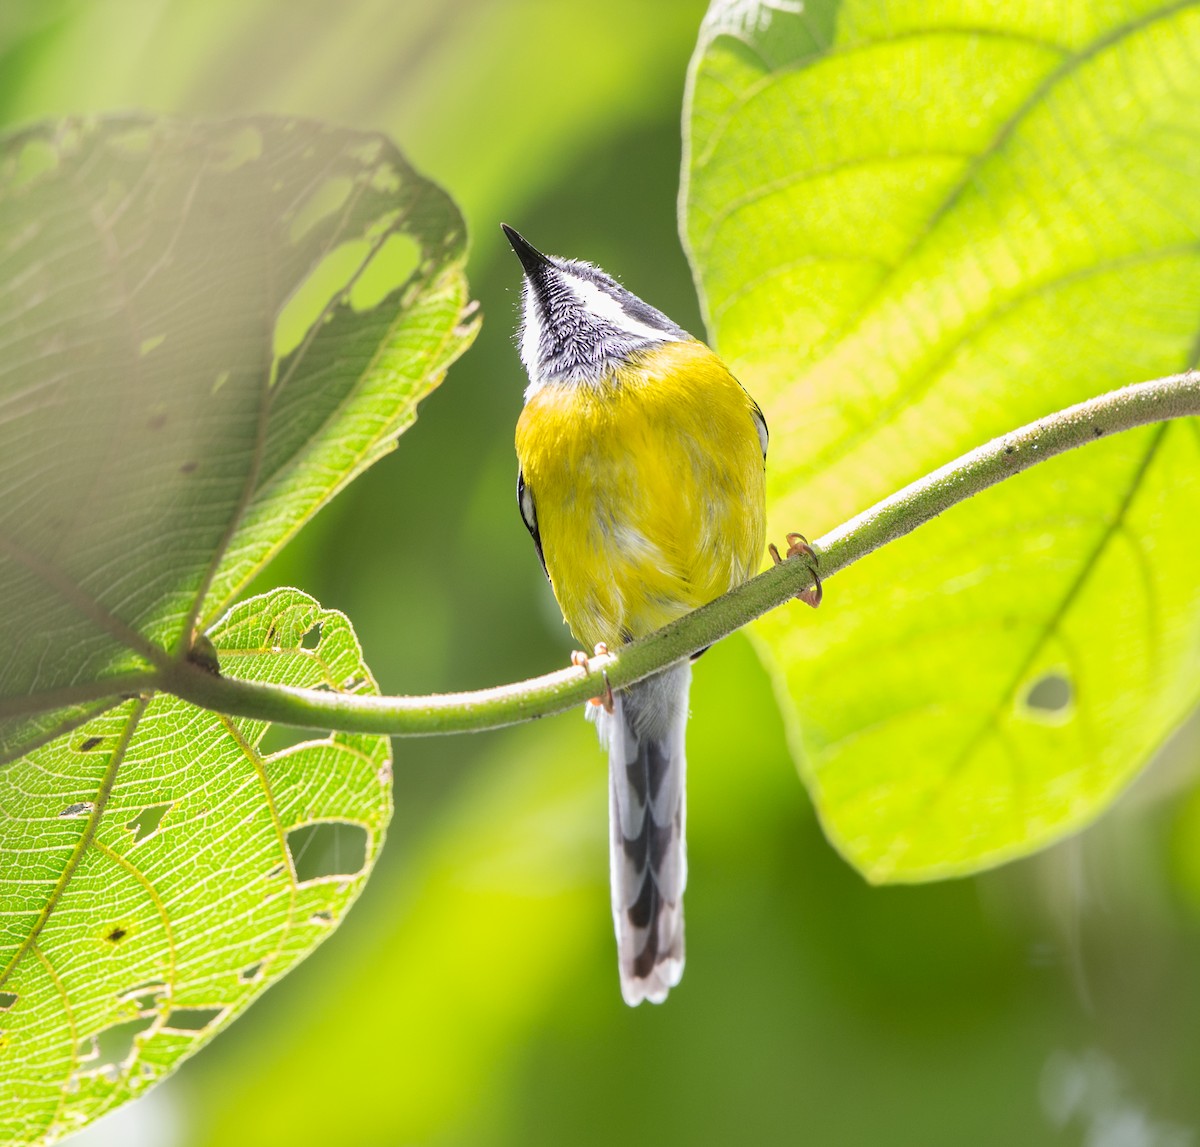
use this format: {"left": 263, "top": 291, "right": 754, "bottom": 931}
{"left": 691, "top": 24, "right": 1071, "bottom": 177}
{"left": 782, "top": 242, "right": 1200, "bottom": 492}
{"left": 0, "top": 696, "right": 147, "bottom": 989}
{"left": 863, "top": 423, "right": 1171, "bottom": 879}
{"left": 699, "top": 1, "right": 1200, "bottom": 364}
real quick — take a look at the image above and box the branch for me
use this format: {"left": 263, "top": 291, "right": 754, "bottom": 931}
{"left": 161, "top": 371, "right": 1200, "bottom": 736}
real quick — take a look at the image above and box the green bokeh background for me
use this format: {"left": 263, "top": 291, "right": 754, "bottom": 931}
{"left": 5, "top": 2, "right": 1200, "bottom": 1143}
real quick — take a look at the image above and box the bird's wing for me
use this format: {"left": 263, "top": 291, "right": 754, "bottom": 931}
{"left": 517, "top": 468, "right": 547, "bottom": 577}
{"left": 750, "top": 399, "right": 768, "bottom": 463}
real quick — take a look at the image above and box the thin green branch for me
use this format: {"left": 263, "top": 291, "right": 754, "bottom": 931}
{"left": 151, "top": 370, "right": 1200, "bottom": 737}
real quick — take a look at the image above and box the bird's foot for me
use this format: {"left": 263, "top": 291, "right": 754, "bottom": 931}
{"left": 572, "top": 643, "right": 614, "bottom": 713}
{"left": 769, "top": 532, "right": 822, "bottom": 608}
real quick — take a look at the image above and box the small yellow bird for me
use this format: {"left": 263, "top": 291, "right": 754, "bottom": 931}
{"left": 505, "top": 225, "right": 769, "bottom": 1006}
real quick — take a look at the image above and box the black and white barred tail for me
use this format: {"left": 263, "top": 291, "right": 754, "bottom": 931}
{"left": 589, "top": 661, "right": 690, "bottom": 1005}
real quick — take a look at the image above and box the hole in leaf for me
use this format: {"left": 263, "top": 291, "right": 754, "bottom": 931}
{"left": 0, "top": 992, "right": 16, "bottom": 1010}
{"left": 289, "top": 175, "right": 354, "bottom": 243}
{"left": 119, "top": 981, "right": 166, "bottom": 1003}
{"left": 286, "top": 821, "right": 368, "bottom": 883}
{"left": 349, "top": 232, "right": 420, "bottom": 312}
{"left": 78, "top": 736, "right": 104, "bottom": 752}
{"left": 1025, "top": 672, "right": 1073, "bottom": 714}
{"left": 300, "top": 622, "right": 322, "bottom": 649}
{"left": 108, "top": 125, "right": 153, "bottom": 155}
{"left": 258, "top": 723, "right": 318, "bottom": 756}
{"left": 212, "top": 123, "right": 262, "bottom": 172}
{"left": 126, "top": 804, "right": 170, "bottom": 842}
{"left": 368, "top": 161, "right": 398, "bottom": 193}
{"left": 105, "top": 927, "right": 128, "bottom": 944}
{"left": 265, "top": 864, "right": 284, "bottom": 879}
{"left": 94, "top": 1017, "right": 153, "bottom": 1070}
{"left": 349, "top": 138, "right": 383, "bottom": 165}
{"left": 12, "top": 138, "right": 58, "bottom": 190}
{"left": 239, "top": 961, "right": 264, "bottom": 982}
{"left": 312, "top": 910, "right": 334, "bottom": 924}
{"left": 273, "top": 240, "right": 369, "bottom": 361}
{"left": 60, "top": 802, "right": 93, "bottom": 818}
{"left": 164, "top": 1007, "right": 222, "bottom": 1032}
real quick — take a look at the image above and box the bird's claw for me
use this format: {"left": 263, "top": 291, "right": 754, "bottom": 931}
{"left": 769, "top": 532, "right": 822, "bottom": 609}
{"left": 572, "top": 642, "right": 615, "bottom": 713}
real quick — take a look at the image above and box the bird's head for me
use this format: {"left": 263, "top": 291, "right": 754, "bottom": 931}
{"left": 502, "top": 224, "right": 688, "bottom": 392}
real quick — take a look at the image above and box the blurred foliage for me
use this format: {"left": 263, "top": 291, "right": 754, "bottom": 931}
{"left": 684, "top": 0, "right": 1200, "bottom": 880}
{"left": 0, "top": 1, "right": 1199, "bottom": 1146}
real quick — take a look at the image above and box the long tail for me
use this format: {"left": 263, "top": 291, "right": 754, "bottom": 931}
{"left": 589, "top": 660, "right": 690, "bottom": 1006}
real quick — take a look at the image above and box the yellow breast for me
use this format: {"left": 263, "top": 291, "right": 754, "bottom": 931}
{"left": 515, "top": 339, "right": 767, "bottom": 650}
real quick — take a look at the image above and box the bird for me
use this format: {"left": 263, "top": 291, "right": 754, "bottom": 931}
{"left": 505, "top": 224, "right": 781, "bottom": 1006}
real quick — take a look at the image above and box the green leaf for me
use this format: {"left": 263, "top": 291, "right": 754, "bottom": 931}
{"left": 186, "top": 635, "right": 794, "bottom": 1146}
{"left": 0, "top": 114, "right": 470, "bottom": 1141}
{"left": 0, "top": 588, "right": 390, "bottom": 1146}
{"left": 194, "top": 714, "right": 605, "bottom": 1147}
{"left": 684, "top": 1, "right": 1200, "bottom": 879}
{"left": 0, "top": 114, "right": 475, "bottom": 761}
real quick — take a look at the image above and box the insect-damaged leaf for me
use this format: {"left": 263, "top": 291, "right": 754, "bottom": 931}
{"left": 0, "top": 113, "right": 474, "bottom": 1142}
{"left": 0, "top": 114, "right": 475, "bottom": 762}
{"left": 0, "top": 589, "right": 391, "bottom": 1146}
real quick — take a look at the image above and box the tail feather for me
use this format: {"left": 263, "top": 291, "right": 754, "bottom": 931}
{"left": 590, "top": 661, "right": 690, "bottom": 1006}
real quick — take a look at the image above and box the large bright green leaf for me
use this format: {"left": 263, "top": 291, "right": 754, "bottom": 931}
{"left": 684, "top": 0, "right": 1200, "bottom": 879}
{"left": 0, "top": 114, "right": 475, "bottom": 763}
{"left": 0, "top": 588, "right": 390, "bottom": 1146}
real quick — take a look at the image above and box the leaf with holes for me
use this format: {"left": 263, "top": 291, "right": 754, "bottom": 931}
{"left": 0, "top": 114, "right": 475, "bottom": 763}
{"left": 0, "top": 588, "right": 389, "bottom": 1146}
{"left": 684, "top": 0, "right": 1200, "bottom": 879}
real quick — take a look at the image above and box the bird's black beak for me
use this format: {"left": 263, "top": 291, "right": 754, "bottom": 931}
{"left": 501, "top": 224, "right": 552, "bottom": 280}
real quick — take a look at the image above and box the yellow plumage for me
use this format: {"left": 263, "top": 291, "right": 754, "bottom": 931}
{"left": 503, "top": 225, "right": 769, "bottom": 1006}
{"left": 515, "top": 339, "right": 766, "bottom": 650}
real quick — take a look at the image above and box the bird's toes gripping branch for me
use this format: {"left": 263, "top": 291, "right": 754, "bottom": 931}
{"left": 769, "top": 532, "right": 823, "bottom": 609}
{"left": 571, "top": 642, "right": 614, "bottom": 713}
